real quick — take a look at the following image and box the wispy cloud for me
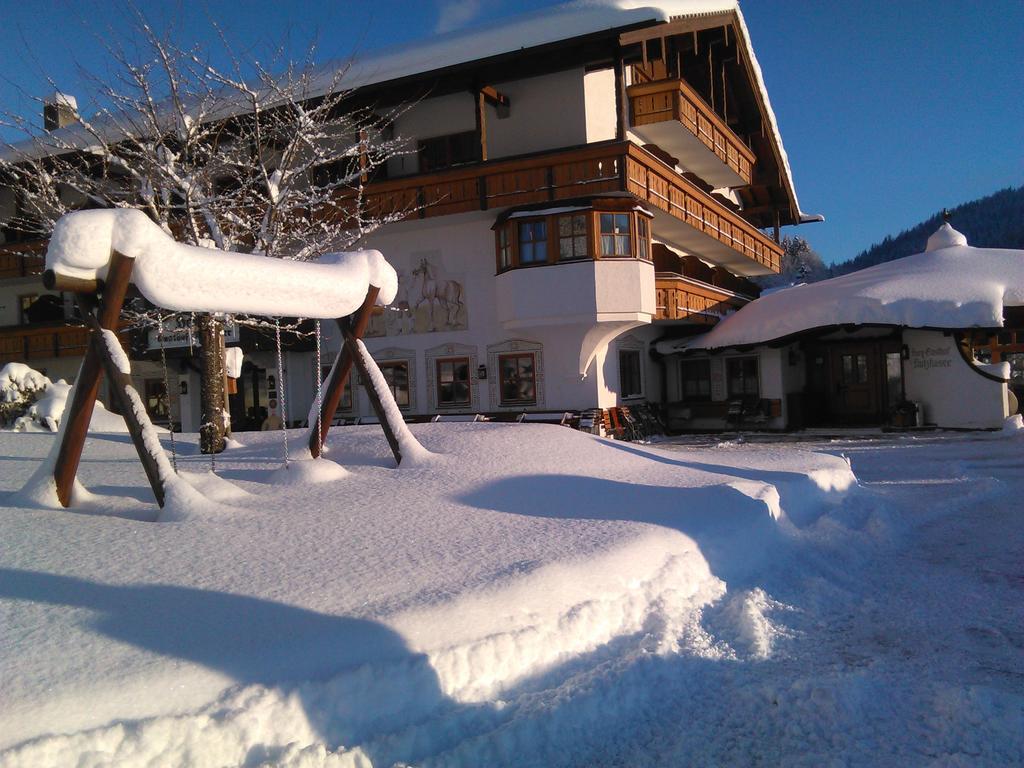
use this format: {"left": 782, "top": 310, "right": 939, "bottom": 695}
{"left": 435, "top": 0, "right": 483, "bottom": 34}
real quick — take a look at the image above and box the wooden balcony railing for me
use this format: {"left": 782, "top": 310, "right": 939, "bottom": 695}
{"left": 628, "top": 78, "right": 755, "bottom": 186}
{"left": 655, "top": 275, "right": 749, "bottom": 324}
{"left": 339, "top": 141, "right": 781, "bottom": 273}
{"left": 0, "top": 239, "right": 47, "bottom": 280}
{"left": 0, "top": 323, "right": 92, "bottom": 364}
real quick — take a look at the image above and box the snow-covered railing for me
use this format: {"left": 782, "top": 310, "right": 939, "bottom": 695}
{"left": 42, "top": 209, "right": 413, "bottom": 510}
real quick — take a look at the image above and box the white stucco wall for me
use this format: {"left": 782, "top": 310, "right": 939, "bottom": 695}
{"left": 496, "top": 258, "right": 654, "bottom": 328}
{"left": 584, "top": 67, "right": 618, "bottom": 143}
{"left": 385, "top": 68, "right": 592, "bottom": 179}
{"left": 902, "top": 329, "right": 1008, "bottom": 429}
{"left": 488, "top": 69, "right": 589, "bottom": 158}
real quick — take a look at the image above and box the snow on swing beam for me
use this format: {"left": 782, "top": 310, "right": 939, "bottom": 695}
{"left": 44, "top": 209, "right": 402, "bottom": 509}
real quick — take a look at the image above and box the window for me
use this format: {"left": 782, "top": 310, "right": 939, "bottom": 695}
{"left": 726, "top": 357, "right": 759, "bottom": 398}
{"left": 841, "top": 353, "right": 869, "bottom": 385}
{"left": 320, "top": 366, "right": 353, "bottom": 411}
{"left": 637, "top": 215, "right": 650, "bottom": 259}
{"left": 518, "top": 220, "right": 547, "bottom": 264}
{"left": 619, "top": 349, "right": 643, "bottom": 398}
{"left": 18, "top": 294, "right": 36, "bottom": 324}
{"left": 144, "top": 379, "right": 170, "bottom": 422}
{"left": 600, "top": 213, "right": 632, "bottom": 257}
{"left": 436, "top": 357, "right": 471, "bottom": 406}
{"left": 557, "top": 214, "right": 588, "bottom": 261}
{"left": 885, "top": 352, "right": 902, "bottom": 405}
{"left": 680, "top": 359, "right": 711, "bottom": 401}
{"left": 1007, "top": 352, "right": 1024, "bottom": 386}
{"left": 379, "top": 361, "right": 410, "bottom": 407}
{"left": 497, "top": 226, "right": 512, "bottom": 270}
{"left": 418, "top": 131, "right": 478, "bottom": 172}
{"left": 499, "top": 353, "right": 536, "bottom": 405}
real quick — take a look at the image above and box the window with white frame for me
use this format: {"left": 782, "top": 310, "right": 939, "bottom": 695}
{"left": 726, "top": 356, "right": 759, "bottom": 398}
{"left": 499, "top": 352, "right": 537, "bottom": 405}
{"left": 436, "top": 357, "right": 471, "bottom": 407}
{"left": 379, "top": 361, "right": 411, "bottom": 407}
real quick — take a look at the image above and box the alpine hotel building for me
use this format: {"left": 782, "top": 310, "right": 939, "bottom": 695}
{"left": 0, "top": 1, "right": 820, "bottom": 431}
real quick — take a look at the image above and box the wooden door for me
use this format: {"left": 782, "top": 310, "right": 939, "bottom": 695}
{"left": 829, "top": 344, "right": 882, "bottom": 423}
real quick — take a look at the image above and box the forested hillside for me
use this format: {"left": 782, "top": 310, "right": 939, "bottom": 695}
{"left": 830, "top": 186, "right": 1024, "bottom": 277}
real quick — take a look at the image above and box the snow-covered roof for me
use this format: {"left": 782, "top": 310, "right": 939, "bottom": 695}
{"left": 659, "top": 224, "right": 1024, "bottom": 352}
{"left": 2, "top": 1, "right": 808, "bottom": 220}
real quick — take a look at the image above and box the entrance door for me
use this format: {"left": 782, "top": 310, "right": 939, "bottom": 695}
{"left": 829, "top": 344, "right": 882, "bottom": 423}
{"left": 229, "top": 363, "right": 267, "bottom": 431}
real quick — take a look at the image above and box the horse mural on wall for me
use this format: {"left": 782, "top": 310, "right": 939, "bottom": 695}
{"left": 384, "top": 268, "right": 414, "bottom": 336}
{"left": 366, "top": 255, "right": 467, "bottom": 337}
{"left": 411, "top": 257, "right": 466, "bottom": 331}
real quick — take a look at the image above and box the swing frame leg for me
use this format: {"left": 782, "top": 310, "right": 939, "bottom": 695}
{"left": 52, "top": 251, "right": 135, "bottom": 508}
{"left": 308, "top": 286, "right": 379, "bottom": 458}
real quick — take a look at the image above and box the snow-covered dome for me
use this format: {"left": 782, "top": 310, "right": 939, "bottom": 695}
{"left": 926, "top": 222, "right": 968, "bottom": 251}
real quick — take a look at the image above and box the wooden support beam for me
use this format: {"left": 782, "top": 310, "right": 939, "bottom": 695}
{"left": 308, "top": 286, "right": 379, "bottom": 458}
{"left": 479, "top": 86, "right": 509, "bottom": 110}
{"left": 358, "top": 129, "right": 369, "bottom": 184}
{"left": 82, "top": 310, "right": 168, "bottom": 507}
{"left": 42, "top": 269, "right": 102, "bottom": 294}
{"left": 614, "top": 50, "right": 627, "bottom": 141}
{"left": 52, "top": 250, "right": 134, "bottom": 508}
{"left": 345, "top": 330, "right": 402, "bottom": 466}
{"left": 475, "top": 90, "right": 488, "bottom": 162}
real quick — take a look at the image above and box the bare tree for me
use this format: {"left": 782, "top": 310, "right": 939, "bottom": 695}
{"left": 0, "top": 19, "right": 410, "bottom": 452}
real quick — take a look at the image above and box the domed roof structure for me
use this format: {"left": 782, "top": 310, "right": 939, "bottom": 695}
{"left": 659, "top": 223, "right": 1024, "bottom": 352}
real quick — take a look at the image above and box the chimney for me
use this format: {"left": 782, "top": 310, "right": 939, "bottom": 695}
{"left": 43, "top": 92, "right": 79, "bottom": 131}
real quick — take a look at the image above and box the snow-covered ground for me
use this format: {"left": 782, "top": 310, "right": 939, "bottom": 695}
{"left": 0, "top": 422, "right": 1021, "bottom": 766}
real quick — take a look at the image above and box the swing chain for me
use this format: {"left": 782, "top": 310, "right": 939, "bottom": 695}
{"left": 157, "top": 314, "right": 177, "bottom": 473}
{"left": 275, "top": 318, "right": 289, "bottom": 466}
{"left": 315, "top": 319, "right": 323, "bottom": 456}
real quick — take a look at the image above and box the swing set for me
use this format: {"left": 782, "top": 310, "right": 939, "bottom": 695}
{"left": 42, "top": 210, "right": 404, "bottom": 509}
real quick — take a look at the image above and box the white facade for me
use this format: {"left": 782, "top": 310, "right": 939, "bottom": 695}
{"left": 902, "top": 329, "right": 1009, "bottom": 429}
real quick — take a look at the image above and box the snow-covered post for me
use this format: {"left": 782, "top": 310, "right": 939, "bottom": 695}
{"left": 84, "top": 316, "right": 171, "bottom": 506}
{"left": 307, "top": 286, "right": 380, "bottom": 458}
{"left": 50, "top": 250, "right": 135, "bottom": 507}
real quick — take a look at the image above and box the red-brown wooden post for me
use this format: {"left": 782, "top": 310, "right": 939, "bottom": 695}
{"left": 52, "top": 251, "right": 135, "bottom": 507}
{"left": 345, "top": 321, "right": 402, "bottom": 466}
{"left": 308, "top": 286, "right": 379, "bottom": 457}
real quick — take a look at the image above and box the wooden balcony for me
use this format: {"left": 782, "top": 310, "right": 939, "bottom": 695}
{"left": 655, "top": 276, "right": 749, "bottom": 324}
{"left": 0, "top": 323, "right": 91, "bottom": 365}
{"left": 628, "top": 78, "right": 755, "bottom": 189}
{"left": 0, "top": 239, "right": 47, "bottom": 280}
{"left": 343, "top": 141, "right": 781, "bottom": 274}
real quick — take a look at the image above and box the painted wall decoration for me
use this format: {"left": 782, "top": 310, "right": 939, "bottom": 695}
{"left": 368, "top": 252, "right": 468, "bottom": 337}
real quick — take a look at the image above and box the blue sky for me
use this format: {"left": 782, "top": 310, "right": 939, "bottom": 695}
{"left": 0, "top": 0, "right": 1021, "bottom": 264}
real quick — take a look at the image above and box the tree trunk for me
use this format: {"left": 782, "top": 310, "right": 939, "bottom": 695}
{"left": 198, "top": 313, "right": 227, "bottom": 454}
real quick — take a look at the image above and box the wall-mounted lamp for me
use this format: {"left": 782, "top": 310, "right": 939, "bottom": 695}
{"left": 179, "top": 381, "right": 188, "bottom": 395}
{"left": 901, "top": 344, "right": 910, "bottom": 361}
{"left": 477, "top": 364, "right": 488, "bottom": 380}
{"left": 787, "top": 349, "right": 800, "bottom": 366}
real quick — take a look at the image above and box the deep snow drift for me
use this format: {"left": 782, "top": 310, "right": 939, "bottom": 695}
{"left": 1, "top": 423, "right": 1022, "bottom": 766}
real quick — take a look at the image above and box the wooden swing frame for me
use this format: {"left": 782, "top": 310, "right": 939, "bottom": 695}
{"left": 45, "top": 249, "right": 402, "bottom": 509}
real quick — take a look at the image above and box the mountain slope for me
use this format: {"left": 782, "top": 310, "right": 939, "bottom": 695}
{"left": 831, "top": 186, "right": 1024, "bottom": 277}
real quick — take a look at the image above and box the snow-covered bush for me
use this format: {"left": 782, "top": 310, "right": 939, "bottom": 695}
{"left": 0, "top": 363, "right": 52, "bottom": 428}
